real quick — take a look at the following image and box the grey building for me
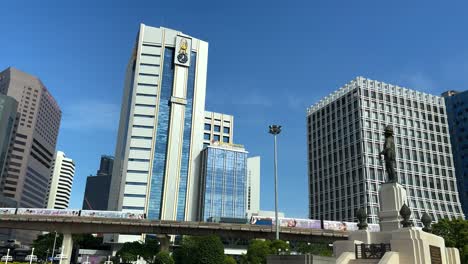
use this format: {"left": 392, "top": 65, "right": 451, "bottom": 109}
{"left": 0, "top": 67, "right": 61, "bottom": 209}
{"left": 82, "top": 155, "right": 114, "bottom": 210}
{"left": 0, "top": 94, "right": 17, "bottom": 184}
{"left": 307, "top": 77, "right": 464, "bottom": 226}
{"left": 442, "top": 90, "right": 468, "bottom": 218}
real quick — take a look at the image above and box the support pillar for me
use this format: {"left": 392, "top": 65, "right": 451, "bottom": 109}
{"left": 59, "top": 233, "right": 73, "bottom": 264}
{"left": 156, "top": 235, "right": 170, "bottom": 252}
{"left": 378, "top": 182, "right": 407, "bottom": 231}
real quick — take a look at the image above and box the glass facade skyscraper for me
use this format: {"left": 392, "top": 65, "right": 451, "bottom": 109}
{"left": 107, "top": 25, "right": 208, "bottom": 243}
{"left": 443, "top": 90, "right": 468, "bottom": 218}
{"left": 307, "top": 77, "right": 464, "bottom": 226}
{"left": 199, "top": 144, "right": 247, "bottom": 221}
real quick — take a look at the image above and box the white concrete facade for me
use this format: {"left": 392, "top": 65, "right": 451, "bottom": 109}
{"left": 203, "top": 111, "right": 234, "bottom": 146}
{"left": 108, "top": 25, "right": 208, "bottom": 242}
{"left": 247, "top": 156, "right": 260, "bottom": 217}
{"left": 46, "top": 151, "right": 75, "bottom": 209}
{"left": 307, "top": 77, "right": 464, "bottom": 225}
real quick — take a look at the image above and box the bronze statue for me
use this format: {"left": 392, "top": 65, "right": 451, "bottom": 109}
{"left": 380, "top": 125, "right": 397, "bottom": 183}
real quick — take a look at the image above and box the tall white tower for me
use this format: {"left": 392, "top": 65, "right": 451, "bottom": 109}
{"left": 108, "top": 25, "right": 208, "bottom": 242}
{"left": 46, "top": 151, "right": 75, "bottom": 209}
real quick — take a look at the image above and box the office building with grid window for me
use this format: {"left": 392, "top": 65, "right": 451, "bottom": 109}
{"left": 443, "top": 90, "right": 468, "bottom": 218}
{"left": 307, "top": 77, "right": 464, "bottom": 226}
{"left": 199, "top": 144, "right": 247, "bottom": 221}
{"left": 203, "top": 111, "right": 234, "bottom": 147}
{"left": 0, "top": 67, "right": 61, "bottom": 243}
{"left": 0, "top": 67, "right": 61, "bottom": 208}
{"left": 107, "top": 25, "right": 208, "bottom": 243}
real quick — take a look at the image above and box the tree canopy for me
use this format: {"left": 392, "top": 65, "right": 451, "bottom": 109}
{"left": 432, "top": 218, "right": 468, "bottom": 264}
{"left": 241, "top": 239, "right": 291, "bottom": 264}
{"left": 173, "top": 235, "right": 225, "bottom": 264}
{"left": 32, "top": 232, "right": 63, "bottom": 260}
{"left": 116, "top": 237, "right": 160, "bottom": 263}
{"left": 154, "top": 251, "right": 174, "bottom": 264}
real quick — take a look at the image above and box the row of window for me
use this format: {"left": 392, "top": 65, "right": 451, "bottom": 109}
{"left": 203, "top": 133, "right": 229, "bottom": 143}
{"left": 204, "top": 124, "right": 230, "bottom": 134}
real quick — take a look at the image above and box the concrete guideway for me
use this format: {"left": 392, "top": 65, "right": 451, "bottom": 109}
{"left": 0, "top": 214, "right": 348, "bottom": 242}
{"left": 0, "top": 214, "right": 348, "bottom": 264}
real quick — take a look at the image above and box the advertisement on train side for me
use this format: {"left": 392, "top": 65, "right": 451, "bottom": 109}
{"left": 16, "top": 208, "right": 79, "bottom": 216}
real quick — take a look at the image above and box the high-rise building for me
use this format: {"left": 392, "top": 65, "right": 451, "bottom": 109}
{"left": 203, "top": 111, "right": 234, "bottom": 147}
{"left": 0, "top": 67, "right": 61, "bottom": 208}
{"left": 199, "top": 143, "right": 247, "bottom": 221}
{"left": 442, "top": 90, "right": 468, "bottom": 218}
{"left": 307, "top": 77, "right": 464, "bottom": 226}
{"left": 108, "top": 25, "right": 208, "bottom": 242}
{"left": 82, "top": 155, "right": 114, "bottom": 210}
{"left": 0, "top": 95, "right": 17, "bottom": 181}
{"left": 46, "top": 151, "right": 75, "bottom": 209}
{"left": 246, "top": 156, "right": 260, "bottom": 217}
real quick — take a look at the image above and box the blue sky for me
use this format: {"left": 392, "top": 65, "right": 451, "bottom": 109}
{"left": 2, "top": 0, "right": 468, "bottom": 218}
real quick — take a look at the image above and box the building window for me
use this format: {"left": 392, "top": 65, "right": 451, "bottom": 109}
{"left": 204, "top": 124, "right": 211, "bottom": 131}
{"left": 213, "top": 135, "right": 220, "bottom": 141}
{"left": 223, "top": 136, "right": 229, "bottom": 143}
{"left": 214, "top": 125, "right": 221, "bottom": 132}
{"left": 204, "top": 133, "right": 210, "bottom": 140}
{"left": 223, "top": 127, "right": 230, "bottom": 134}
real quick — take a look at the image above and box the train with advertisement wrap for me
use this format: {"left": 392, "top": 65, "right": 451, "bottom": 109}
{"left": 0, "top": 208, "right": 379, "bottom": 232}
{"left": 0, "top": 208, "right": 145, "bottom": 219}
{"left": 249, "top": 216, "right": 380, "bottom": 232}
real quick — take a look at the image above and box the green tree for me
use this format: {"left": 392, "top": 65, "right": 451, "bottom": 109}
{"left": 32, "top": 232, "right": 63, "bottom": 260}
{"left": 224, "top": 255, "right": 237, "bottom": 264}
{"left": 173, "top": 236, "right": 197, "bottom": 264}
{"left": 192, "top": 235, "right": 225, "bottom": 264}
{"left": 116, "top": 237, "right": 161, "bottom": 263}
{"left": 295, "top": 242, "right": 332, "bottom": 257}
{"left": 173, "top": 236, "right": 225, "bottom": 264}
{"left": 269, "top": 240, "right": 290, "bottom": 255}
{"left": 244, "top": 240, "right": 271, "bottom": 264}
{"left": 154, "top": 251, "right": 174, "bottom": 264}
{"left": 432, "top": 218, "right": 468, "bottom": 264}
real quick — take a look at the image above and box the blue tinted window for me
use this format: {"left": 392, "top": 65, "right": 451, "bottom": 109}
{"left": 147, "top": 48, "right": 174, "bottom": 220}
{"left": 223, "top": 136, "right": 229, "bottom": 143}
{"left": 213, "top": 135, "right": 220, "bottom": 141}
{"left": 214, "top": 125, "right": 221, "bottom": 132}
{"left": 204, "top": 133, "right": 210, "bottom": 140}
{"left": 223, "top": 127, "right": 230, "bottom": 134}
{"left": 201, "top": 148, "right": 247, "bottom": 221}
{"left": 204, "top": 124, "right": 211, "bottom": 131}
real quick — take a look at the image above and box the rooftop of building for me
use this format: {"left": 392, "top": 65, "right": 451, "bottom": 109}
{"left": 206, "top": 141, "right": 248, "bottom": 153}
{"left": 307, "top": 76, "right": 445, "bottom": 116}
{"left": 1, "top": 66, "right": 61, "bottom": 112}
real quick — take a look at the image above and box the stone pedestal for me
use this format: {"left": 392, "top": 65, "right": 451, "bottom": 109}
{"left": 378, "top": 183, "right": 407, "bottom": 231}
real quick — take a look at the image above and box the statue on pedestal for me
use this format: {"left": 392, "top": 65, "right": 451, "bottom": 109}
{"left": 380, "top": 125, "right": 397, "bottom": 183}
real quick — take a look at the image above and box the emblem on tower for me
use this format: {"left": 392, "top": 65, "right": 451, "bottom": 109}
{"left": 174, "top": 36, "right": 192, "bottom": 67}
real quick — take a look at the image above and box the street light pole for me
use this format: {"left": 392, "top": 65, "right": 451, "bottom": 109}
{"left": 29, "top": 247, "right": 35, "bottom": 264}
{"left": 269, "top": 125, "right": 282, "bottom": 240}
{"left": 50, "top": 231, "right": 57, "bottom": 264}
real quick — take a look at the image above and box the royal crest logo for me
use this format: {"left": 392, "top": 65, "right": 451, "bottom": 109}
{"left": 177, "top": 38, "right": 189, "bottom": 64}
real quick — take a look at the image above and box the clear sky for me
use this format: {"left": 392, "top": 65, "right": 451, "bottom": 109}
{"left": 1, "top": 0, "right": 468, "bottom": 218}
